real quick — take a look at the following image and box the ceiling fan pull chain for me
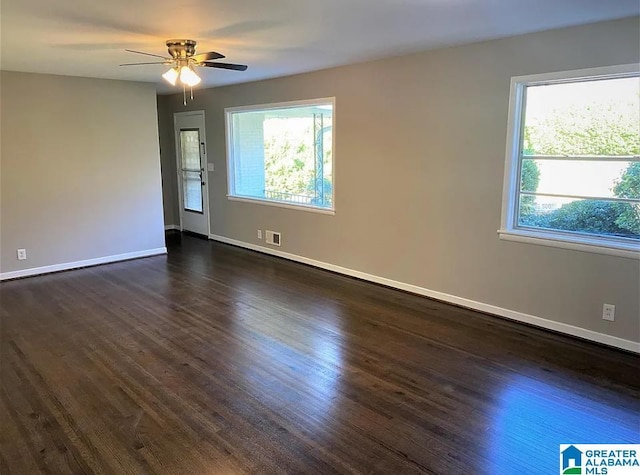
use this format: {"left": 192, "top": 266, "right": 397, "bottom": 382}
{"left": 183, "top": 84, "right": 187, "bottom": 106}
{"left": 190, "top": 86, "right": 194, "bottom": 101}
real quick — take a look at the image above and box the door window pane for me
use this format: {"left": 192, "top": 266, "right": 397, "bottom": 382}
{"left": 181, "top": 130, "right": 200, "bottom": 169}
{"left": 180, "top": 130, "right": 203, "bottom": 213}
{"left": 183, "top": 171, "right": 203, "bottom": 213}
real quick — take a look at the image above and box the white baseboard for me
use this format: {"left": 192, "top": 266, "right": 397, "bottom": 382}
{"left": 209, "top": 233, "right": 640, "bottom": 354}
{"left": 164, "top": 224, "right": 181, "bottom": 231}
{"left": 0, "top": 247, "right": 167, "bottom": 281}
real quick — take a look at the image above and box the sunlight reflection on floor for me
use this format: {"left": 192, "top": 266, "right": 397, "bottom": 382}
{"left": 489, "top": 375, "right": 639, "bottom": 474}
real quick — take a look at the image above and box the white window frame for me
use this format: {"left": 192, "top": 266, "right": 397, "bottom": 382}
{"left": 225, "top": 97, "right": 336, "bottom": 215}
{"left": 498, "top": 64, "right": 640, "bottom": 260}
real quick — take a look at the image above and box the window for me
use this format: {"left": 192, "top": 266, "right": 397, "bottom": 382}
{"left": 180, "top": 129, "right": 203, "bottom": 213}
{"left": 225, "top": 98, "right": 334, "bottom": 213}
{"left": 500, "top": 65, "right": 640, "bottom": 258}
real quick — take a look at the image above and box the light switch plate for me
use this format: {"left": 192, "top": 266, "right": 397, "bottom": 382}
{"left": 207, "top": 163, "right": 214, "bottom": 172}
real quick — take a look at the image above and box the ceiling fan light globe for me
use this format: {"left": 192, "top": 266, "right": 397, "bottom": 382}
{"left": 162, "top": 67, "right": 179, "bottom": 86}
{"left": 180, "top": 66, "right": 201, "bottom": 87}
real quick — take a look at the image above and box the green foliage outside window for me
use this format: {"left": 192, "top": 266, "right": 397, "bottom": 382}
{"left": 519, "top": 96, "right": 640, "bottom": 238}
{"left": 263, "top": 117, "right": 332, "bottom": 207}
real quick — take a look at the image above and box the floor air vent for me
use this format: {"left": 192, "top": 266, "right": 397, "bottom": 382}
{"left": 265, "top": 230, "right": 281, "bottom": 246}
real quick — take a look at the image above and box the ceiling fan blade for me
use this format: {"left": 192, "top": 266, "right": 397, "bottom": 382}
{"left": 198, "top": 62, "right": 248, "bottom": 71}
{"left": 119, "top": 62, "right": 171, "bottom": 66}
{"left": 125, "top": 49, "right": 170, "bottom": 60}
{"left": 192, "top": 51, "right": 225, "bottom": 62}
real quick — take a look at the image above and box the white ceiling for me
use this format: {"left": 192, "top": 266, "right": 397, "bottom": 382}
{"left": 1, "top": 0, "right": 638, "bottom": 93}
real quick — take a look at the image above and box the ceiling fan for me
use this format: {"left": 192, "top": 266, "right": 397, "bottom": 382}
{"left": 121, "top": 39, "right": 248, "bottom": 103}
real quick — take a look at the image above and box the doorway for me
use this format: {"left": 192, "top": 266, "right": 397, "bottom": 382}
{"left": 174, "top": 111, "right": 209, "bottom": 236}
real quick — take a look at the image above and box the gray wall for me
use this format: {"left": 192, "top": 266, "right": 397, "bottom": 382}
{"left": 1, "top": 72, "right": 166, "bottom": 274}
{"left": 157, "top": 17, "right": 640, "bottom": 344}
{"left": 158, "top": 97, "right": 179, "bottom": 226}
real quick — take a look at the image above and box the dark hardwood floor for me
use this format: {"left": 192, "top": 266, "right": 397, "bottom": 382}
{"left": 1, "top": 232, "right": 638, "bottom": 474}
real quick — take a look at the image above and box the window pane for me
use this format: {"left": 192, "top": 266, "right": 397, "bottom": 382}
{"left": 518, "top": 195, "right": 640, "bottom": 239}
{"left": 229, "top": 102, "right": 333, "bottom": 209}
{"left": 180, "top": 130, "right": 200, "bottom": 170}
{"left": 180, "top": 129, "right": 202, "bottom": 213}
{"left": 183, "top": 171, "right": 203, "bottom": 213}
{"left": 522, "top": 77, "right": 640, "bottom": 157}
{"left": 521, "top": 158, "right": 638, "bottom": 199}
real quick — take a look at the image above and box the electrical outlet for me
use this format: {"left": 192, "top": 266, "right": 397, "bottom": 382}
{"left": 602, "top": 303, "right": 615, "bottom": 322}
{"left": 257, "top": 230, "right": 262, "bottom": 239}
{"left": 17, "top": 248, "right": 27, "bottom": 260}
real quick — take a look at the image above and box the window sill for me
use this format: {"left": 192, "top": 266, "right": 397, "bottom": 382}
{"left": 497, "top": 228, "right": 640, "bottom": 259}
{"left": 227, "top": 195, "right": 335, "bottom": 215}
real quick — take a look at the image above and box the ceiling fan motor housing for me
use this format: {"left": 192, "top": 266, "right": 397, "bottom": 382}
{"left": 166, "top": 39, "right": 197, "bottom": 59}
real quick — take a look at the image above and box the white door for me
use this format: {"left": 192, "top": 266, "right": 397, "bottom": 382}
{"left": 174, "top": 111, "right": 210, "bottom": 236}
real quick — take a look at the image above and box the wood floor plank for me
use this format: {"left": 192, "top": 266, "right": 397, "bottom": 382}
{"left": 1, "top": 232, "right": 638, "bottom": 474}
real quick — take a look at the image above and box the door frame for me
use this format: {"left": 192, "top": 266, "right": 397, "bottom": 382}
{"left": 173, "top": 110, "right": 211, "bottom": 236}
